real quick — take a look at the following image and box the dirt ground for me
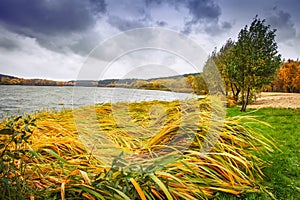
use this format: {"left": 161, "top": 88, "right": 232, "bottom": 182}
{"left": 248, "top": 92, "right": 300, "bottom": 109}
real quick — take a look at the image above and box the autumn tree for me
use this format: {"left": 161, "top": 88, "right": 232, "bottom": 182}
{"left": 292, "top": 74, "right": 300, "bottom": 92}
{"left": 211, "top": 39, "right": 238, "bottom": 99}
{"left": 225, "top": 17, "right": 281, "bottom": 111}
{"left": 273, "top": 60, "right": 300, "bottom": 92}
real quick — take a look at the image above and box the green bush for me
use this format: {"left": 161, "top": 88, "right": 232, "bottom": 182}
{"left": 0, "top": 115, "right": 36, "bottom": 200}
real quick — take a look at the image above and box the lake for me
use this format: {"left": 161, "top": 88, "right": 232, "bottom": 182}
{"left": 0, "top": 85, "right": 199, "bottom": 119}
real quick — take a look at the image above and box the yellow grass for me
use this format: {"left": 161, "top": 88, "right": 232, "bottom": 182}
{"left": 0, "top": 97, "right": 276, "bottom": 199}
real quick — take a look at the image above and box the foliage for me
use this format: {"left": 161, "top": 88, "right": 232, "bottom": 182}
{"left": 187, "top": 74, "right": 208, "bottom": 94}
{"left": 271, "top": 59, "right": 300, "bottom": 93}
{"left": 0, "top": 98, "right": 277, "bottom": 199}
{"left": 210, "top": 39, "right": 239, "bottom": 99}
{"left": 130, "top": 75, "right": 208, "bottom": 94}
{"left": 0, "top": 115, "right": 36, "bottom": 199}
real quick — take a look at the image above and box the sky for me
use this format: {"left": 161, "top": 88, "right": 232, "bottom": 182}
{"left": 0, "top": 0, "right": 299, "bottom": 81}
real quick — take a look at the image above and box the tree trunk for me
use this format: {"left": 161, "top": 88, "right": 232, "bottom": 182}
{"left": 231, "top": 83, "right": 240, "bottom": 101}
{"left": 235, "top": 85, "right": 240, "bottom": 101}
{"left": 240, "top": 87, "right": 250, "bottom": 112}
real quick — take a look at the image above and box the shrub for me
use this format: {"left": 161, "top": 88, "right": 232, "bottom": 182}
{"left": 0, "top": 115, "right": 36, "bottom": 199}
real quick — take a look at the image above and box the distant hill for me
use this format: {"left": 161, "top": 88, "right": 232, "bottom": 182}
{"left": 0, "top": 74, "right": 17, "bottom": 80}
{"left": 0, "top": 74, "right": 74, "bottom": 86}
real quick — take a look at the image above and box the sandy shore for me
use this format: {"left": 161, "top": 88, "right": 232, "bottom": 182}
{"left": 248, "top": 92, "right": 300, "bottom": 109}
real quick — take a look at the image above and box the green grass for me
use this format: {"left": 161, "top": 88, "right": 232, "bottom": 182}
{"left": 218, "top": 107, "right": 300, "bottom": 199}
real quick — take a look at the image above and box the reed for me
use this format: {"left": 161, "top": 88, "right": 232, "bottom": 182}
{"left": 0, "top": 97, "right": 276, "bottom": 199}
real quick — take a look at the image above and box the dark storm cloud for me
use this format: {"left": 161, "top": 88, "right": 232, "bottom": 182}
{"left": 0, "top": 0, "right": 106, "bottom": 35}
{"left": 267, "top": 8, "right": 296, "bottom": 41}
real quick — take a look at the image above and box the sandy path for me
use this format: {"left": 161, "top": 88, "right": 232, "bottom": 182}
{"left": 248, "top": 92, "right": 300, "bottom": 109}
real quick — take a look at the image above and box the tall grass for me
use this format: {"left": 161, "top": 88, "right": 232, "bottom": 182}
{"left": 0, "top": 97, "right": 276, "bottom": 199}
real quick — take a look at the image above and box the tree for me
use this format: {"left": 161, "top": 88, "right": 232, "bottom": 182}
{"left": 225, "top": 17, "right": 281, "bottom": 111}
{"left": 273, "top": 60, "right": 300, "bottom": 92}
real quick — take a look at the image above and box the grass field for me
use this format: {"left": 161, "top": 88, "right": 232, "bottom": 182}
{"left": 220, "top": 107, "right": 300, "bottom": 199}
{"left": 0, "top": 99, "right": 299, "bottom": 199}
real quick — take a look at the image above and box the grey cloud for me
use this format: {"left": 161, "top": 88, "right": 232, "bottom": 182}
{"left": 267, "top": 9, "right": 297, "bottom": 42}
{"left": 145, "top": 0, "right": 162, "bottom": 4}
{"left": 69, "top": 31, "right": 104, "bottom": 55}
{"left": 106, "top": 0, "right": 231, "bottom": 36}
{"left": 181, "top": 21, "right": 193, "bottom": 35}
{"left": 0, "top": 0, "right": 106, "bottom": 55}
{"left": 89, "top": 0, "right": 107, "bottom": 15}
{"left": 180, "top": 0, "right": 232, "bottom": 35}
{"left": 221, "top": 21, "right": 232, "bottom": 30}
{"left": 0, "top": 40, "right": 18, "bottom": 50}
{"left": 0, "top": 0, "right": 106, "bottom": 35}
{"left": 0, "top": 36, "right": 19, "bottom": 50}
{"left": 146, "top": 0, "right": 221, "bottom": 20}
{"left": 105, "top": 0, "right": 154, "bottom": 31}
{"left": 156, "top": 21, "right": 168, "bottom": 27}
{"left": 205, "top": 21, "right": 232, "bottom": 36}
{"left": 107, "top": 15, "right": 147, "bottom": 31}
{"left": 186, "top": 0, "right": 221, "bottom": 23}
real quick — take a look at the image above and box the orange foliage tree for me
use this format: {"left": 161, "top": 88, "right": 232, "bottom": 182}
{"left": 273, "top": 60, "right": 300, "bottom": 92}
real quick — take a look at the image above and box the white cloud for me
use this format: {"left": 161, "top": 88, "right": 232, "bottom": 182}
{"left": 78, "top": 28, "right": 209, "bottom": 80}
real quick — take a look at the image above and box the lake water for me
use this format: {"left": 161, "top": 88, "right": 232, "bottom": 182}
{"left": 0, "top": 85, "right": 199, "bottom": 118}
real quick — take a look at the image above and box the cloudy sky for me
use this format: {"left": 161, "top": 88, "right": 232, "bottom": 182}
{"left": 0, "top": 0, "right": 299, "bottom": 80}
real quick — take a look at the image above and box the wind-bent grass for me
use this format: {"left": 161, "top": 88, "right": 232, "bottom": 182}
{"left": 0, "top": 97, "right": 277, "bottom": 199}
